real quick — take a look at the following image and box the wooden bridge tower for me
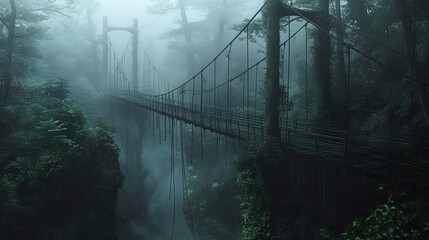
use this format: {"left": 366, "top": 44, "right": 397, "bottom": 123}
{"left": 102, "top": 17, "right": 139, "bottom": 91}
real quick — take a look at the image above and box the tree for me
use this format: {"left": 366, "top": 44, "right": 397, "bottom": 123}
{"left": 148, "top": 0, "right": 245, "bottom": 78}
{"left": 177, "top": 0, "right": 195, "bottom": 77}
{"left": 333, "top": 0, "right": 347, "bottom": 120}
{"left": 265, "top": 0, "right": 282, "bottom": 140}
{"left": 0, "top": 80, "right": 123, "bottom": 239}
{"left": 83, "top": 0, "right": 101, "bottom": 85}
{"left": 312, "top": 0, "right": 331, "bottom": 121}
{"left": 0, "top": 0, "right": 16, "bottom": 103}
{"left": 0, "top": 0, "right": 74, "bottom": 103}
{"left": 395, "top": 0, "right": 429, "bottom": 127}
{"left": 264, "top": 0, "right": 332, "bottom": 138}
{"left": 147, "top": 0, "right": 196, "bottom": 77}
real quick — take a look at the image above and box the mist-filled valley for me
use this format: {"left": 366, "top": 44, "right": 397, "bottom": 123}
{"left": 1, "top": 0, "right": 429, "bottom": 239}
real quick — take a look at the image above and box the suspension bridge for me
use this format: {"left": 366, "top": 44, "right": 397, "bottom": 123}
{"left": 102, "top": 3, "right": 429, "bottom": 185}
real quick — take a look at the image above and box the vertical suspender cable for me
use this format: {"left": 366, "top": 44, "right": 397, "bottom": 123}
{"left": 108, "top": 41, "right": 112, "bottom": 93}
{"left": 242, "top": 73, "right": 245, "bottom": 115}
{"left": 227, "top": 45, "right": 232, "bottom": 121}
{"left": 158, "top": 74, "right": 161, "bottom": 95}
{"left": 255, "top": 65, "right": 258, "bottom": 122}
{"left": 200, "top": 72, "right": 204, "bottom": 161}
{"left": 200, "top": 127, "right": 203, "bottom": 163}
{"left": 191, "top": 78, "right": 195, "bottom": 164}
{"left": 344, "top": 46, "right": 351, "bottom": 227}
{"left": 305, "top": 23, "right": 309, "bottom": 130}
{"left": 125, "top": 102, "right": 129, "bottom": 174}
{"left": 214, "top": 59, "right": 217, "bottom": 119}
{"left": 163, "top": 96, "right": 167, "bottom": 141}
{"left": 153, "top": 94, "right": 155, "bottom": 138}
{"left": 200, "top": 73, "right": 204, "bottom": 122}
{"left": 168, "top": 92, "right": 172, "bottom": 134}
{"left": 286, "top": 17, "right": 291, "bottom": 138}
{"left": 225, "top": 135, "right": 228, "bottom": 166}
{"left": 287, "top": 18, "right": 293, "bottom": 216}
{"left": 246, "top": 26, "right": 250, "bottom": 138}
{"left": 192, "top": 77, "right": 196, "bottom": 121}
{"left": 170, "top": 117, "right": 176, "bottom": 240}
{"left": 281, "top": 44, "right": 286, "bottom": 140}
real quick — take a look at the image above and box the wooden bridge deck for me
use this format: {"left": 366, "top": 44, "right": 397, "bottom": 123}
{"left": 110, "top": 91, "right": 429, "bottom": 185}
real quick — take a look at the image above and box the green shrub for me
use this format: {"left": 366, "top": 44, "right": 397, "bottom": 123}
{"left": 0, "top": 82, "right": 123, "bottom": 239}
{"left": 235, "top": 136, "right": 285, "bottom": 240}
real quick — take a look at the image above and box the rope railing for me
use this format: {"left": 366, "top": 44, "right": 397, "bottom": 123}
{"left": 138, "top": 41, "right": 174, "bottom": 93}
{"left": 135, "top": 2, "right": 267, "bottom": 98}
{"left": 197, "top": 22, "right": 308, "bottom": 95}
{"left": 105, "top": 2, "right": 429, "bottom": 185}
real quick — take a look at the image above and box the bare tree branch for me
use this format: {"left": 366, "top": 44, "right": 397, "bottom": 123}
{"left": 0, "top": 18, "right": 9, "bottom": 30}
{"left": 31, "top": 7, "right": 71, "bottom": 18}
{"left": 279, "top": 2, "right": 319, "bottom": 21}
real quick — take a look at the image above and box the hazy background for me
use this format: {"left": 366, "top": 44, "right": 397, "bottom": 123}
{"left": 93, "top": 0, "right": 263, "bottom": 84}
{"left": 89, "top": 1, "right": 263, "bottom": 239}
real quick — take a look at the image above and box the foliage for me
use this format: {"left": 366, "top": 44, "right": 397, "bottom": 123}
{"left": 181, "top": 128, "right": 243, "bottom": 240}
{"left": 320, "top": 191, "right": 429, "bottom": 240}
{"left": 235, "top": 136, "right": 285, "bottom": 240}
{"left": 0, "top": 0, "right": 74, "bottom": 83}
{"left": 185, "top": 163, "right": 242, "bottom": 239}
{"left": 0, "top": 80, "right": 123, "bottom": 239}
{"left": 259, "top": 79, "right": 294, "bottom": 113}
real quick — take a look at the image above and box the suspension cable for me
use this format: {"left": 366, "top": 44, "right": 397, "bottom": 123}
{"left": 138, "top": 3, "right": 267, "bottom": 98}
{"left": 199, "top": 22, "right": 307, "bottom": 94}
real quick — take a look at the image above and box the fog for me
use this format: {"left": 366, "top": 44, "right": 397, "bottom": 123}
{"left": 3, "top": 0, "right": 429, "bottom": 239}
{"left": 93, "top": 0, "right": 263, "bottom": 84}
{"left": 27, "top": 0, "right": 305, "bottom": 238}
{"left": 88, "top": 1, "right": 263, "bottom": 239}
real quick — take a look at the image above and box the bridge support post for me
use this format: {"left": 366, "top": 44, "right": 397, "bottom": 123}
{"left": 132, "top": 18, "right": 139, "bottom": 93}
{"left": 101, "top": 17, "right": 139, "bottom": 93}
{"left": 103, "top": 16, "right": 108, "bottom": 91}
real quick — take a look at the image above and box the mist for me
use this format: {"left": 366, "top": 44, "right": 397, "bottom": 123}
{"left": 1, "top": 0, "right": 429, "bottom": 239}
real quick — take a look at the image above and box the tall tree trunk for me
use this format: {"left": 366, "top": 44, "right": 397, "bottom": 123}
{"left": 86, "top": 2, "right": 101, "bottom": 86}
{"left": 347, "top": 0, "right": 372, "bottom": 54}
{"left": 347, "top": 0, "right": 371, "bottom": 33}
{"left": 313, "top": 0, "right": 331, "bottom": 121}
{"left": 334, "top": 0, "right": 347, "bottom": 119}
{"left": 216, "top": 0, "right": 227, "bottom": 51}
{"left": 395, "top": 0, "right": 429, "bottom": 127}
{"left": 265, "top": 0, "right": 281, "bottom": 141}
{"left": 0, "top": 0, "right": 17, "bottom": 104}
{"left": 178, "top": 0, "right": 195, "bottom": 77}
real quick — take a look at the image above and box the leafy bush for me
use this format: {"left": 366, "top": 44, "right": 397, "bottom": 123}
{"left": 235, "top": 136, "right": 285, "bottom": 240}
{"left": 0, "top": 81, "right": 123, "bottom": 239}
{"left": 320, "top": 192, "right": 429, "bottom": 240}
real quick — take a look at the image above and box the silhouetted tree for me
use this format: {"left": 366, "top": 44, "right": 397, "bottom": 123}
{"left": 0, "top": 0, "right": 16, "bottom": 103}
